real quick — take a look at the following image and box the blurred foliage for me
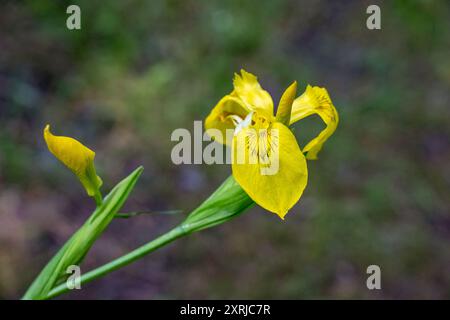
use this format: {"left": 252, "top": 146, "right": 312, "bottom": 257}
{"left": 0, "top": 0, "right": 449, "bottom": 299}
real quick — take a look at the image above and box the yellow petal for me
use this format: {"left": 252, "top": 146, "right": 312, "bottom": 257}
{"left": 275, "top": 81, "right": 297, "bottom": 125}
{"left": 232, "top": 122, "right": 308, "bottom": 219}
{"left": 44, "top": 125, "right": 102, "bottom": 197}
{"left": 290, "top": 85, "right": 339, "bottom": 160}
{"left": 232, "top": 69, "right": 273, "bottom": 117}
{"left": 204, "top": 95, "right": 250, "bottom": 145}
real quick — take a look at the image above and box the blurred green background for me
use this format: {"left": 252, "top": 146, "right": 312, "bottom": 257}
{"left": 1, "top": 0, "right": 449, "bottom": 299}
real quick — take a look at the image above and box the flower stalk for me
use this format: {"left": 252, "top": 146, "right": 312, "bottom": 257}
{"left": 46, "top": 225, "right": 188, "bottom": 299}
{"left": 23, "top": 166, "right": 144, "bottom": 300}
{"left": 44, "top": 175, "right": 253, "bottom": 299}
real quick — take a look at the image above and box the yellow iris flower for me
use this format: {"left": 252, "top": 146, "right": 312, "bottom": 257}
{"left": 205, "top": 70, "right": 339, "bottom": 219}
{"left": 44, "top": 125, "right": 103, "bottom": 202}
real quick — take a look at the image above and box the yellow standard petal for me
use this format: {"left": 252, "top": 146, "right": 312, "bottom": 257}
{"left": 290, "top": 85, "right": 339, "bottom": 160}
{"left": 43, "top": 125, "right": 102, "bottom": 197}
{"left": 232, "top": 121, "right": 308, "bottom": 219}
{"left": 275, "top": 81, "right": 297, "bottom": 125}
{"left": 232, "top": 69, "right": 274, "bottom": 117}
{"left": 204, "top": 95, "right": 250, "bottom": 145}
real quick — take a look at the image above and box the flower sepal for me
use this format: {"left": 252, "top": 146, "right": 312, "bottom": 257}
{"left": 44, "top": 125, "right": 103, "bottom": 203}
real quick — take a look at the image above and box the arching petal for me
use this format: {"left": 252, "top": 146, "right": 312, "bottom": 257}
{"left": 232, "top": 122, "right": 308, "bottom": 219}
{"left": 232, "top": 69, "right": 273, "bottom": 117}
{"left": 204, "top": 95, "right": 250, "bottom": 145}
{"left": 290, "top": 85, "right": 339, "bottom": 160}
{"left": 276, "top": 81, "right": 297, "bottom": 125}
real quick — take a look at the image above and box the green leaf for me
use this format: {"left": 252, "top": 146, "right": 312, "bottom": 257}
{"left": 22, "top": 166, "right": 143, "bottom": 300}
{"left": 43, "top": 174, "right": 254, "bottom": 299}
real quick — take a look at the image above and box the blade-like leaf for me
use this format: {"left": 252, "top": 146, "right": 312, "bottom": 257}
{"left": 44, "top": 174, "right": 254, "bottom": 299}
{"left": 23, "top": 166, "right": 143, "bottom": 300}
{"left": 181, "top": 175, "right": 254, "bottom": 232}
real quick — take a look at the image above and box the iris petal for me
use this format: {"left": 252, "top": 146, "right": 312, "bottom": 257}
{"left": 276, "top": 81, "right": 297, "bottom": 125}
{"left": 290, "top": 85, "right": 339, "bottom": 159}
{"left": 232, "top": 69, "right": 273, "bottom": 117}
{"left": 204, "top": 95, "right": 250, "bottom": 146}
{"left": 232, "top": 122, "right": 308, "bottom": 219}
{"left": 44, "top": 125, "right": 102, "bottom": 197}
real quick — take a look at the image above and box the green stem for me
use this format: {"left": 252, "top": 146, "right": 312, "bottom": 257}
{"left": 45, "top": 225, "right": 188, "bottom": 299}
{"left": 44, "top": 175, "right": 252, "bottom": 300}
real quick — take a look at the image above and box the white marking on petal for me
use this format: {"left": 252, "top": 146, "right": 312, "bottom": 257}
{"left": 234, "top": 111, "right": 254, "bottom": 136}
